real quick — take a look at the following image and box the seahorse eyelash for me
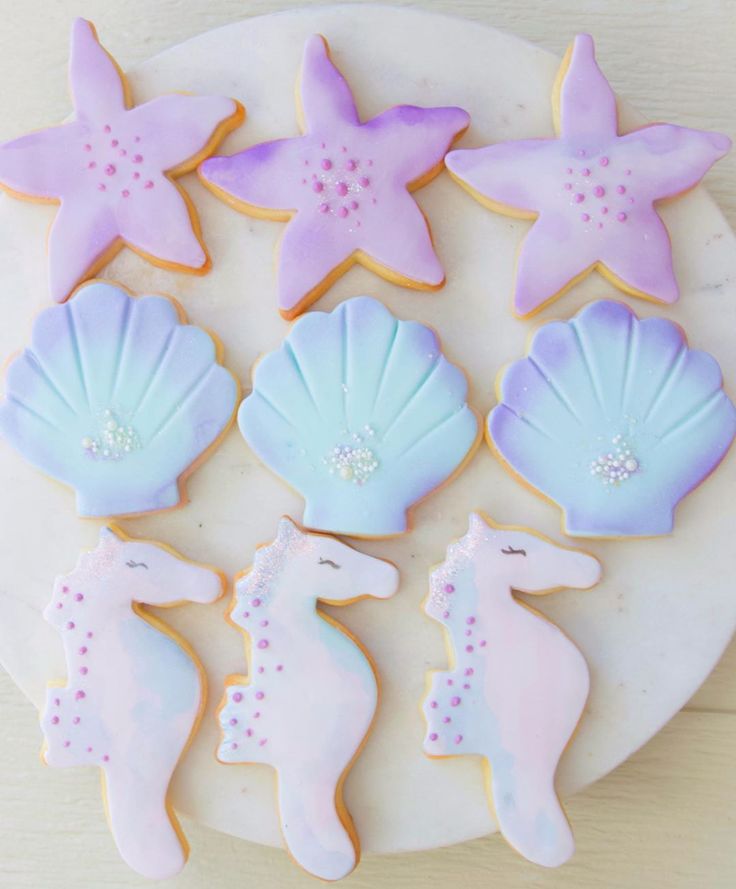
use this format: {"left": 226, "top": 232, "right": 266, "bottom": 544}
{"left": 501, "top": 546, "right": 526, "bottom": 557}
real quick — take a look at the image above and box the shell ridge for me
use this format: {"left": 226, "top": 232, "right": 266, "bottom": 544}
{"left": 642, "top": 344, "right": 687, "bottom": 423}
{"left": 65, "top": 302, "right": 90, "bottom": 412}
{"left": 6, "top": 392, "right": 63, "bottom": 433}
{"left": 655, "top": 389, "right": 731, "bottom": 446}
{"left": 25, "top": 350, "right": 78, "bottom": 417}
{"left": 283, "top": 338, "right": 322, "bottom": 421}
{"left": 129, "top": 323, "right": 178, "bottom": 420}
{"left": 250, "top": 391, "right": 298, "bottom": 431}
{"left": 526, "top": 354, "right": 583, "bottom": 425}
{"left": 147, "top": 363, "right": 219, "bottom": 445}
{"left": 380, "top": 353, "right": 443, "bottom": 443}
{"left": 494, "top": 403, "right": 556, "bottom": 442}
{"left": 109, "top": 291, "right": 133, "bottom": 405}
{"left": 620, "top": 311, "right": 638, "bottom": 416}
{"left": 397, "top": 402, "right": 471, "bottom": 458}
{"left": 569, "top": 319, "right": 604, "bottom": 412}
{"left": 369, "top": 317, "right": 400, "bottom": 416}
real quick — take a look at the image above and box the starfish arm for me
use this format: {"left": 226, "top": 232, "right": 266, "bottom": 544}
{"left": 514, "top": 214, "right": 597, "bottom": 316}
{"left": 47, "top": 200, "right": 119, "bottom": 302}
{"left": 0, "top": 123, "right": 82, "bottom": 199}
{"left": 115, "top": 177, "right": 207, "bottom": 270}
{"left": 556, "top": 34, "right": 617, "bottom": 142}
{"left": 277, "top": 213, "right": 354, "bottom": 317}
{"left": 446, "top": 140, "right": 555, "bottom": 214}
{"left": 362, "top": 192, "right": 444, "bottom": 286}
{"left": 69, "top": 18, "right": 127, "bottom": 122}
{"left": 199, "top": 138, "right": 305, "bottom": 213}
{"left": 125, "top": 94, "right": 241, "bottom": 175}
{"left": 363, "top": 105, "right": 470, "bottom": 186}
{"left": 617, "top": 125, "right": 731, "bottom": 198}
{"left": 600, "top": 208, "right": 679, "bottom": 303}
{"left": 298, "top": 35, "right": 360, "bottom": 131}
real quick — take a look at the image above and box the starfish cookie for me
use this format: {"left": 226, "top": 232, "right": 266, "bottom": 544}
{"left": 0, "top": 19, "right": 244, "bottom": 302}
{"left": 199, "top": 35, "right": 469, "bottom": 319}
{"left": 446, "top": 33, "right": 731, "bottom": 318}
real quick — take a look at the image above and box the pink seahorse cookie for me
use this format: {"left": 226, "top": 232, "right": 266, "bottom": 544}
{"left": 218, "top": 517, "right": 399, "bottom": 880}
{"left": 199, "top": 34, "right": 469, "bottom": 318}
{"left": 446, "top": 33, "right": 731, "bottom": 317}
{"left": 41, "top": 526, "right": 225, "bottom": 879}
{"left": 422, "top": 513, "right": 601, "bottom": 867}
{"left": 0, "top": 18, "right": 244, "bottom": 303}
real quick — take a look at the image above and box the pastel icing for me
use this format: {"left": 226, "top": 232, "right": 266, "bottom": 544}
{"left": 446, "top": 33, "right": 731, "bottom": 317}
{"left": 0, "top": 18, "right": 243, "bottom": 303}
{"left": 41, "top": 526, "right": 224, "bottom": 879}
{"left": 218, "top": 517, "right": 399, "bottom": 880}
{"left": 422, "top": 513, "right": 600, "bottom": 868}
{"left": 0, "top": 280, "right": 238, "bottom": 516}
{"left": 199, "top": 34, "right": 469, "bottom": 318}
{"left": 487, "top": 300, "right": 736, "bottom": 537}
{"left": 238, "top": 296, "right": 480, "bottom": 537}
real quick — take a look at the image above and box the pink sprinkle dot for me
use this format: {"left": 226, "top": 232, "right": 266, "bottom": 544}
{"left": 464, "top": 667, "right": 474, "bottom": 676}
{"left": 625, "top": 169, "right": 632, "bottom": 175}
{"left": 102, "top": 755, "right": 109, "bottom": 762}
{"left": 336, "top": 182, "right": 348, "bottom": 196}
{"left": 229, "top": 718, "right": 238, "bottom": 726}
{"left": 231, "top": 742, "right": 238, "bottom": 750}
{"left": 616, "top": 185, "right": 626, "bottom": 194}
{"left": 75, "top": 691, "right": 85, "bottom": 701}
{"left": 454, "top": 734, "right": 463, "bottom": 745}
{"left": 121, "top": 189, "right": 130, "bottom": 198}
{"left": 368, "top": 159, "right": 374, "bottom": 166}
{"left": 443, "top": 716, "right": 451, "bottom": 724}
{"left": 450, "top": 696, "right": 461, "bottom": 707}
{"left": 442, "top": 610, "right": 450, "bottom": 619}
{"left": 321, "top": 158, "right": 332, "bottom": 170}
{"left": 254, "top": 712, "right": 261, "bottom": 719}
{"left": 79, "top": 667, "right": 88, "bottom": 676}
{"left": 617, "top": 212, "right": 628, "bottom": 222}
{"left": 350, "top": 200, "right": 359, "bottom": 210}
{"left": 134, "top": 136, "right": 141, "bottom": 143}
{"left": 104, "top": 164, "right": 116, "bottom": 176}
{"left": 133, "top": 154, "right": 143, "bottom": 163}
{"left": 133, "top": 171, "right": 141, "bottom": 179}
{"left": 581, "top": 213, "right": 591, "bottom": 222}
{"left": 259, "top": 738, "right": 268, "bottom": 747}
{"left": 581, "top": 168, "right": 591, "bottom": 176}
{"left": 565, "top": 167, "right": 573, "bottom": 174}
{"left": 573, "top": 193, "right": 585, "bottom": 203}
{"left": 56, "top": 603, "right": 63, "bottom": 610}
{"left": 257, "top": 639, "right": 269, "bottom": 649}
{"left": 338, "top": 207, "right": 349, "bottom": 218}
{"left": 346, "top": 159, "right": 357, "bottom": 171}
{"left": 79, "top": 647, "right": 87, "bottom": 655}
{"left": 593, "top": 185, "right": 605, "bottom": 197}
{"left": 628, "top": 196, "right": 635, "bottom": 204}
{"left": 466, "top": 617, "right": 475, "bottom": 625}
{"left": 598, "top": 222, "right": 604, "bottom": 229}
{"left": 444, "top": 584, "right": 455, "bottom": 594}
{"left": 66, "top": 622, "right": 75, "bottom": 630}
{"left": 465, "top": 629, "right": 472, "bottom": 637}
{"left": 87, "top": 746, "right": 93, "bottom": 753}
{"left": 246, "top": 729, "right": 253, "bottom": 737}
{"left": 255, "top": 691, "right": 265, "bottom": 700}
{"left": 63, "top": 740, "right": 70, "bottom": 748}
{"left": 429, "top": 733, "right": 438, "bottom": 741}
{"left": 463, "top": 683, "right": 471, "bottom": 690}
{"left": 320, "top": 141, "right": 326, "bottom": 149}
{"left": 319, "top": 202, "right": 329, "bottom": 213}
{"left": 601, "top": 206, "right": 609, "bottom": 215}
{"left": 312, "top": 181, "right": 324, "bottom": 193}
{"left": 62, "top": 586, "right": 69, "bottom": 594}
{"left": 118, "top": 149, "right": 126, "bottom": 157}
{"left": 257, "top": 666, "right": 264, "bottom": 674}
{"left": 233, "top": 692, "right": 243, "bottom": 703}
{"left": 103, "top": 125, "right": 111, "bottom": 133}
{"left": 465, "top": 645, "right": 474, "bottom": 653}
{"left": 479, "top": 640, "right": 487, "bottom": 648}
{"left": 87, "top": 161, "right": 96, "bottom": 169}
{"left": 563, "top": 182, "right": 572, "bottom": 191}
{"left": 430, "top": 700, "right": 438, "bottom": 709}
{"left": 276, "top": 665, "right": 283, "bottom": 672}
{"left": 359, "top": 176, "right": 370, "bottom": 187}
{"left": 144, "top": 180, "right": 154, "bottom": 189}
{"left": 599, "top": 156, "right": 609, "bottom": 166}
{"left": 252, "top": 598, "right": 262, "bottom": 608}
{"left": 83, "top": 144, "right": 91, "bottom": 152}
{"left": 260, "top": 620, "right": 269, "bottom": 628}
{"left": 75, "top": 593, "right": 84, "bottom": 602}
{"left": 97, "top": 183, "right": 106, "bottom": 191}
{"left": 242, "top": 611, "right": 250, "bottom": 619}
{"left": 111, "top": 139, "right": 119, "bottom": 147}
{"left": 577, "top": 148, "right": 586, "bottom": 157}
{"left": 86, "top": 632, "right": 93, "bottom": 639}
{"left": 371, "top": 197, "right": 377, "bottom": 204}
{"left": 51, "top": 716, "right": 59, "bottom": 725}
{"left": 73, "top": 717, "right": 80, "bottom": 725}
{"left": 447, "top": 679, "right": 454, "bottom": 686}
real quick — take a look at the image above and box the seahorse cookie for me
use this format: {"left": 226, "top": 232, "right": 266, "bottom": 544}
{"left": 218, "top": 517, "right": 399, "bottom": 880}
{"left": 199, "top": 34, "right": 469, "bottom": 318}
{"left": 487, "top": 300, "right": 736, "bottom": 537}
{"left": 445, "top": 33, "right": 731, "bottom": 317}
{"left": 41, "top": 525, "right": 225, "bottom": 879}
{"left": 0, "top": 18, "right": 244, "bottom": 303}
{"left": 238, "top": 296, "right": 480, "bottom": 538}
{"left": 422, "top": 512, "right": 600, "bottom": 867}
{"left": 0, "top": 279, "right": 239, "bottom": 517}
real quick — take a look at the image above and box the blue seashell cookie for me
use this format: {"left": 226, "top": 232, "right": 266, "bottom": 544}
{"left": 239, "top": 296, "right": 480, "bottom": 537}
{"left": 488, "top": 300, "right": 736, "bottom": 537}
{"left": 0, "top": 280, "right": 239, "bottom": 516}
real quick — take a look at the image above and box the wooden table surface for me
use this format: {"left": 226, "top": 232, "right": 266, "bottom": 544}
{"left": 0, "top": 1, "right": 733, "bottom": 887}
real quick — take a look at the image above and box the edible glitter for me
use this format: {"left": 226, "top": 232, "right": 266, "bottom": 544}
{"left": 81, "top": 409, "right": 141, "bottom": 461}
{"left": 590, "top": 434, "right": 640, "bottom": 486}
{"left": 323, "top": 427, "right": 379, "bottom": 484}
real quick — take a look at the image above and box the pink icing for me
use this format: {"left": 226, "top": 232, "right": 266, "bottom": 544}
{"left": 445, "top": 33, "right": 731, "bottom": 316}
{"left": 199, "top": 34, "right": 469, "bottom": 318}
{"left": 0, "top": 18, "right": 242, "bottom": 303}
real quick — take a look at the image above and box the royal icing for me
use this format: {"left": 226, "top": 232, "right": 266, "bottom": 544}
{"left": 445, "top": 33, "right": 731, "bottom": 317}
{"left": 0, "top": 18, "right": 243, "bottom": 303}
{"left": 218, "top": 517, "right": 399, "bottom": 880}
{"left": 0, "top": 280, "right": 238, "bottom": 517}
{"left": 487, "top": 300, "right": 736, "bottom": 537}
{"left": 41, "top": 526, "right": 224, "bottom": 879}
{"left": 422, "top": 513, "right": 600, "bottom": 867}
{"left": 238, "top": 296, "right": 479, "bottom": 537}
{"left": 199, "top": 34, "right": 469, "bottom": 318}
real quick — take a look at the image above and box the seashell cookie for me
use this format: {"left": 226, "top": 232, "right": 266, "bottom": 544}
{"left": 488, "top": 300, "right": 736, "bottom": 537}
{"left": 0, "top": 280, "right": 238, "bottom": 517}
{"left": 238, "top": 296, "right": 480, "bottom": 537}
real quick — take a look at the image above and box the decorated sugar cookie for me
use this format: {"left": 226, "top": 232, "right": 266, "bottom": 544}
{"left": 41, "top": 526, "right": 224, "bottom": 879}
{"left": 238, "top": 296, "right": 480, "bottom": 537}
{"left": 0, "top": 280, "right": 238, "bottom": 517}
{"left": 487, "top": 300, "right": 736, "bottom": 537}
{"left": 446, "top": 33, "right": 731, "bottom": 317}
{"left": 0, "top": 18, "right": 244, "bottom": 303}
{"left": 218, "top": 517, "right": 399, "bottom": 880}
{"left": 199, "top": 34, "right": 469, "bottom": 318}
{"left": 422, "top": 512, "right": 600, "bottom": 868}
